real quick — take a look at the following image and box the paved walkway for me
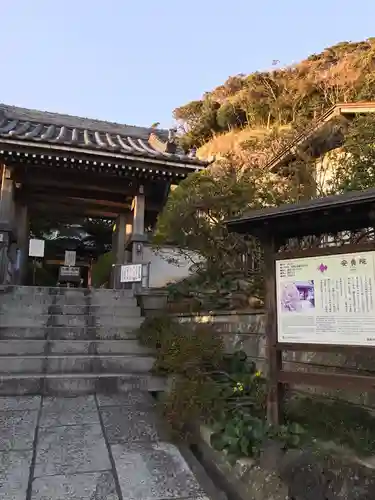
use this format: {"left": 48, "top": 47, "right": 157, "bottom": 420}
{"left": 0, "top": 391, "right": 209, "bottom": 499}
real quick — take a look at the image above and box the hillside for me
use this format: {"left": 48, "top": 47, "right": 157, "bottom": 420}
{"left": 174, "top": 38, "right": 375, "bottom": 159}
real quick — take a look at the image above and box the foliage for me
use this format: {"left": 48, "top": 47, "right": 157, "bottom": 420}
{"left": 210, "top": 414, "right": 306, "bottom": 464}
{"left": 166, "top": 270, "right": 264, "bottom": 312}
{"left": 327, "top": 115, "right": 375, "bottom": 194}
{"left": 29, "top": 217, "right": 113, "bottom": 255}
{"left": 174, "top": 38, "right": 375, "bottom": 150}
{"left": 207, "top": 355, "right": 306, "bottom": 461}
{"left": 136, "top": 316, "right": 224, "bottom": 433}
{"left": 285, "top": 396, "right": 375, "bottom": 456}
{"left": 138, "top": 317, "right": 375, "bottom": 460}
{"left": 137, "top": 316, "right": 223, "bottom": 375}
{"left": 91, "top": 251, "right": 114, "bottom": 287}
{"left": 154, "top": 153, "right": 296, "bottom": 306}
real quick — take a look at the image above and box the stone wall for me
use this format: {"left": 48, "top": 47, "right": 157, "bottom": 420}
{"left": 196, "top": 424, "right": 375, "bottom": 500}
{"left": 175, "top": 310, "right": 375, "bottom": 408}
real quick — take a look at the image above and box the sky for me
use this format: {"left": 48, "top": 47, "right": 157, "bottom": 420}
{"left": 1, "top": 1, "right": 375, "bottom": 130}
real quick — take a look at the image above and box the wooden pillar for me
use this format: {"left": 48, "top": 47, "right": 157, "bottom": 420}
{"left": 114, "top": 214, "right": 126, "bottom": 266}
{"left": 0, "top": 166, "right": 15, "bottom": 284}
{"left": 131, "top": 186, "right": 145, "bottom": 264}
{"left": 263, "top": 233, "right": 283, "bottom": 426}
{"left": 0, "top": 166, "right": 15, "bottom": 223}
{"left": 125, "top": 215, "right": 133, "bottom": 264}
{"left": 15, "top": 203, "right": 29, "bottom": 285}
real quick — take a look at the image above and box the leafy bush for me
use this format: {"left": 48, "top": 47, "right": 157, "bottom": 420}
{"left": 136, "top": 316, "right": 224, "bottom": 434}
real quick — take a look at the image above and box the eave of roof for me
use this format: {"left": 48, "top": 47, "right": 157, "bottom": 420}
{"left": 266, "top": 102, "right": 375, "bottom": 172}
{"left": 226, "top": 188, "right": 375, "bottom": 237}
{"left": 0, "top": 104, "right": 209, "bottom": 169}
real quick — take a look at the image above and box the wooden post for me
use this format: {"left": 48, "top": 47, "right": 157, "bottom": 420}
{"left": 131, "top": 186, "right": 145, "bottom": 264}
{"left": 263, "top": 233, "right": 283, "bottom": 426}
{"left": 15, "top": 203, "right": 29, "bottom": 285}
{"left": 114, "top": 214, "right": 126, "bottom": 266}
{"left": 0, "top": 166, "right": 14, "bottom": 223}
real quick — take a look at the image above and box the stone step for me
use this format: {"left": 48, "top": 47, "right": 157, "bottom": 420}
{"left": 0, "top": 302, "right": 139, "bottom": 315}
{"left": 0, "top": 289, "right": 133, "bottom": 294}
{"left": 0, "top": 306, "right": 141, "bottom": 317}
{"left": 0, "top": 353, "right": 155, "bottom": 374}
{"left": 0, "top": 372, "right": 166, "bottom": 395}
{"left": 0, "top": 339, "right": 152, "bottom": 355}
{"left": 0, "top": 298, "right": 137, "bottom": 308}
{"left": 0, "top": 327, "right": 140, "bottom": 340}
{"left": 0, "top": 315, "right": 144, "bottom": 328}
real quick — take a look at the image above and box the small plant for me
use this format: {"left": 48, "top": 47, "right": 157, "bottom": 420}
{"left": 210, "top": 409, "right": 307, "bottom": 464}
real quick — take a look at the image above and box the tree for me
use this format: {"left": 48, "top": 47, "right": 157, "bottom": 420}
{"left": 154, "top": 154, "right": 289, "bottom": 273}
{"left": 328, "top": 115, "right": 375, "bottom": 194}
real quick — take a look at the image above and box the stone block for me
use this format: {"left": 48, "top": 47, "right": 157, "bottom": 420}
{"left": 0, "top": 356, "right": 44, "bottom": 374}
{"left": 31, "top": 471, "right": 119, "bottom": 500}
{"left": 49, "top": 304, "right": 88, "bottom": 315}
{"left": 0, "top": 395, "right": 41, "bottom": 411}
{"left": 0, "top": 449, "right": 33, "bottom": 500}
{"left": 46, "top": 356, "right": 93, "bottom": 374}
{"left": 96, "top": 339, "right": 152, "bottom": 354}
{"left": 93, "top": 328, "right": 139, "bottom": 340}
{"left": 49, "top": 340, "right": 91, "bottom": 354}
{"left": 0, "top": 340, "right": 45, "bottom": 355}
{"left": 97, "top": 390, "right": 155, "bottom": 408}
{"left": 89, "top": 306, "right": 141, "bottom": 317}
{"left": 0, "top": 327, "right": 47, "bottom": 340}
{"left": 111, "top": 442, "right": 208, "bottom": 500}
{"left": 53, "top": 315, "right": 87, "bottom": 327}
{"left": 34, "top": 423, "right": 111, "bottom": 476}
{"left": 39, "top": 396, "right": 99, "bottom": 427}
{"left": 0, "top": 409, "right": 38, "bottom": 451}
{"left": 44, "top": 377, "right": 96, "bottom": 396}
{"left": 0, "top": 315, "right": 47, "bottom": 327}
{"left": 0, "top": 377, "right": 42, "bottom": 396}
{"left": 101, "top": 404, "right": 167, "bottom": 444}
{"left": 93, "top": 316, "right": 144, "bottom": 328}
{"left": 99, "top": 355, "right": 155, "bottom": 373}
{"left": 117, "top": 375, "right": 166, "bottom": 392}
{"left": 48, "top": 327, "right": 89, "bottom": 340}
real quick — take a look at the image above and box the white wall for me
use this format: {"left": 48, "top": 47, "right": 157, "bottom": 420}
{"left": 142, "top": 245, "right": 202, "bottom": 288}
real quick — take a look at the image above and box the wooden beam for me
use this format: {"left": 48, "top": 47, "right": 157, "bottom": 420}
{"left": 14, "top": 166, "right": 138, "bottom": 196}
{"left": 23, "top": 191, "right": 131, "bottom": 211}
{"left": 28, "top": 201, "right": 118, "bottom": 219}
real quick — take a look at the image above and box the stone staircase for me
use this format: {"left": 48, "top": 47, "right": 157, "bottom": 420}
{"left": 0, "top": 286, "right": 165, "bottom": 395}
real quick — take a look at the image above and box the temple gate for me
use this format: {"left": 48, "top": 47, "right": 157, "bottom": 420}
{"left": 0, "top": 104, "right": 207, "bottom": 287}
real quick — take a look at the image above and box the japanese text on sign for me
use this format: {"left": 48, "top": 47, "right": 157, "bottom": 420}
{"left": 276, "top": 251, "right": 375, "bottom": 346}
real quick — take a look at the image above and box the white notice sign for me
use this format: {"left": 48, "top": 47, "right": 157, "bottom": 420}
{"left": 276, "top": 250, "right": 375, "bottom": 346}
{"left": 29, "top": 239, "right": 45, "bottom": 258}
{"left": 64, "top": 250, "right": 76, "bottom": 267}
{"left": 120, "top": 264, "right": 142, "bottom": 283}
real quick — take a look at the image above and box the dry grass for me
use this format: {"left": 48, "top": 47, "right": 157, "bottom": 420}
{"left": 197, "top": 125, "right": 291, "bottom": 160}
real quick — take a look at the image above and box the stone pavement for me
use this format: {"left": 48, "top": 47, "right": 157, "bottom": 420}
{"left": 0, "top": 391, "right": 210, "bottom": 500}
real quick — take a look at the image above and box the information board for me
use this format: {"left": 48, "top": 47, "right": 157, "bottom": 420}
{"left": 120, "top": 264, "right": 142, "bottom": 283}
{"left": 276, "top": 251, "right": 375, "bottom": 346}
{"left": 64, "top": 250, "right": 76, "bottom": 267}
{"left": 29, "top": 239, "right": 45, "bottom": 258}
{"left": 59, "top": 266, "right": 80, "bottom": 282}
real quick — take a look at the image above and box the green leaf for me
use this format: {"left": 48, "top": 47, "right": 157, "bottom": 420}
{"left": 287, "top": 434, "right": 301, "bottom": 447}
{"left": 289, "top": 422, "right": 306, "bottom": 435}
{"left": 210, "top": 432, "right": 226, "bottom": 451}
{"left": 226, "top": 453, "right": 238, "bottom": 466}
{"left": 211, "top": 421, "right": 225, "bottom": 433}
{"left": 240, "top": 436, "right": 250, "bottom": 455}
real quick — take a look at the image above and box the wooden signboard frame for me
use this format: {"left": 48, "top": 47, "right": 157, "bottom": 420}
{"left": 226, "top": 188, "right": 375, "bottom": 425}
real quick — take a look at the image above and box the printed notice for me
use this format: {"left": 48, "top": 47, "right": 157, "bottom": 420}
{"left": 276, "top": 251, "right": 375, "bottom": 346}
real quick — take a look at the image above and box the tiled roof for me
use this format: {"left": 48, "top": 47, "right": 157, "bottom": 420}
{"left": 0, "top": 104, "right": 208, "bottom": 167}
